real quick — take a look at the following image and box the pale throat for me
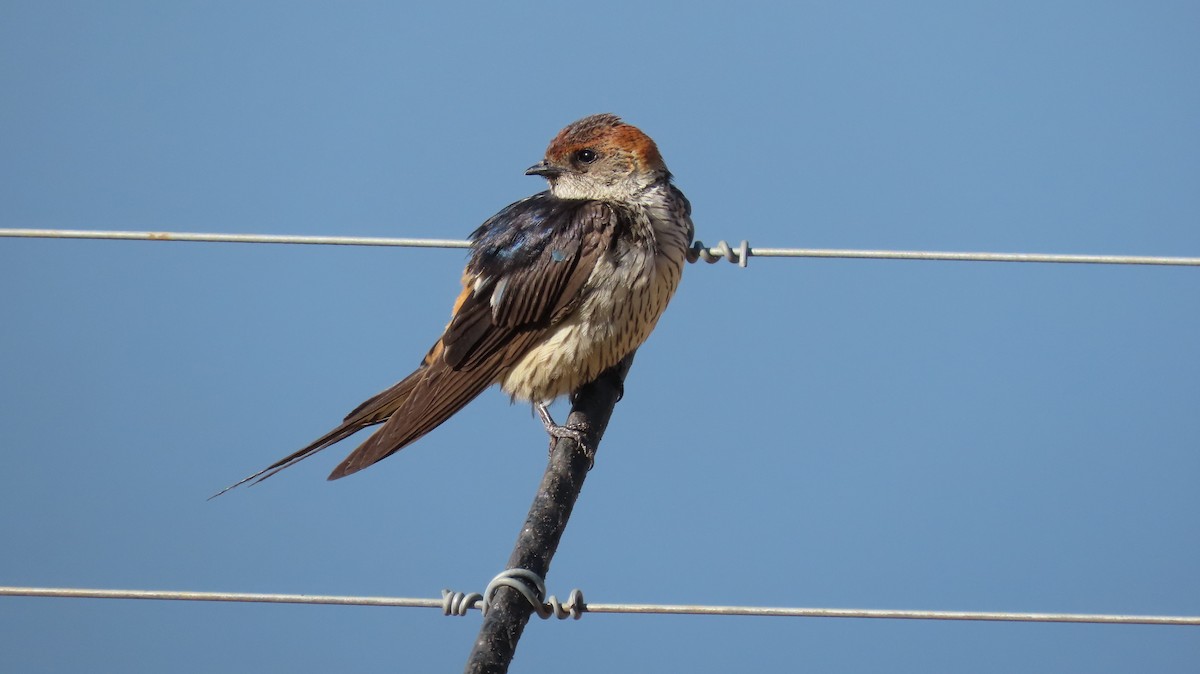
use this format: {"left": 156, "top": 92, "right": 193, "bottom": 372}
{"left": 548, "top": 172, "right": 664, "bottom": 203}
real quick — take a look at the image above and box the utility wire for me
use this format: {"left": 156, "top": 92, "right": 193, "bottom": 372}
{"left": 0, "top": 228, "right": 469, "bottom": 249}
{"left": 0, "top": 586, "right": 441, "bottom": 609}
{"left": 2, "top": 228, "right": 1198, "bottom": 267}
{"left": 2, "top": 586, "right": 1197, "bottom": 626}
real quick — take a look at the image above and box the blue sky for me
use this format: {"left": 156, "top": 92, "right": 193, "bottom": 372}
{"left": 1, "top": 1, "right": 1198, "bottom": 672}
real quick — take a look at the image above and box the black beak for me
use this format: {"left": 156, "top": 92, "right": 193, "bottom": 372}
{"left": 525, "top": 161, "right": 562, "bottom": 178}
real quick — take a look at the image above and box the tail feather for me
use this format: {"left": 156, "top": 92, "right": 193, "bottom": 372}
{"left": 208, "top": 422, "right": 369, "bottom": 499}
{"left": 327, "top": 359, "right": 499, "bottom": 479}
{"left": 213, "top": 333, "right": 535, "bottom": 496}
{"left": 209, "top": 368, "right": 424, "bottom": 499}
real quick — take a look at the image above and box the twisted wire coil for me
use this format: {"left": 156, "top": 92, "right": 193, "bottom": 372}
{"left": 688, "top": 239, "right": 750, "bottom": 267}
{"left": 442, "top": 569, "right": 584, "bottom": 620}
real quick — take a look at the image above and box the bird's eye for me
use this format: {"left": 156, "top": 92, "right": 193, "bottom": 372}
{"left": 573, "top": 149, "right": 598, "bottom": 164}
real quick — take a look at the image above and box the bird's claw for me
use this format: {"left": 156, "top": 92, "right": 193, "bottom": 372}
{"left": 546, "top": 420, "right": 591, "bottom": 448}
{"left": 536, "top": 403, "right": 595, "bottom": 467}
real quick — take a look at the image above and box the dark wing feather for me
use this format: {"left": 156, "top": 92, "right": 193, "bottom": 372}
{"left": 212, "top": 194, "right": 625, "bottom": 493}
{"left": 213, "top": 191, "right": 628, "bottom": 491}
{"left": 215, "top": 193, "right": 622, "bottom": 494}
{"left": 443, "top": 195, "right": 616, "bottom": 370}
{"left": 325, "top": 195, "right": 619, "bottom": 479}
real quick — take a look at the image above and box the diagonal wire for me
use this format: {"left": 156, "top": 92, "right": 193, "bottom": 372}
{"left": 2, "top": 586, "right": 1197, "bottom": 626}
{"left": 2, "top": 228, "right": 1198, "bottom": 267}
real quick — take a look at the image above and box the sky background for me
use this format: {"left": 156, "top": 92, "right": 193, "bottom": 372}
{"left": 2, "top": 1, "right": 1198, "bottom": 672}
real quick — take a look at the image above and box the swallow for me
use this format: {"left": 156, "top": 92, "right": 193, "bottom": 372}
{"left": 216, "top": 113, "right": 693, "bottom": 495}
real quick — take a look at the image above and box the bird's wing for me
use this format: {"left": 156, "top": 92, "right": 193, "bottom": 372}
{"left": 212, "top": 195, "right": 620, "bottom": 494}
{"left": 442, "top": 195, "right": 617, "bottom": 369}
{"left": 326, "top": 195, "right": 620, "bottom": 479}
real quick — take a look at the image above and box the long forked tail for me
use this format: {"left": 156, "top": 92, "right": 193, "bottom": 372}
{"left": 208, "top": 370, "right": 424, "bottom": 499}
{"left": 326, "top": 358, "right": 499, "bottom": 480}
{"left": 207, "top": 421, "right": 367, "bottom": 499}
{"left": 209, "top": 352, "right": 503, "bottom": 497}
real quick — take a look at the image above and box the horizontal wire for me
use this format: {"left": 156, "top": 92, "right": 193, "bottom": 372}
{"left": 584, "top": 604, "right": 1200, "bottom": 625}
{"left": 0, "top": 586, "right": 443, "bottom": 609}
{"left": 748, "top": 246, "right": 1200, "bottom": 266}
{"left": 2, "top": 228, "right": 1198, "bottom": 267}
{"left": 0, "top": 228, "right": 470, "bottom": 249}
{"left": 2, "top": 586, "right": 1197, "bottom": 626}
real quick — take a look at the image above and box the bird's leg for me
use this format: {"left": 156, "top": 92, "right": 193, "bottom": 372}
{"left": 535, "top": 402, "right": 593, "bottom": 460}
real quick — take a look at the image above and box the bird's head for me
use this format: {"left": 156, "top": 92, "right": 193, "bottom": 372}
{"left": 526, "top": 114, "right": 670, "bottom": 201}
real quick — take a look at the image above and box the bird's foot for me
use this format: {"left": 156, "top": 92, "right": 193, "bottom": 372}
{"left": 536, "top": 403, "right": 594, "bottom": 466}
